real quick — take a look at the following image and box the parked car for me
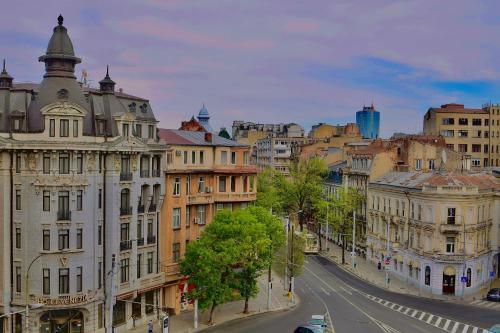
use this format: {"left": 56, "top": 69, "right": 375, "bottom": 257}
{"left": 488, "top": 324, "right": 500, "bottom": 333}
{"left": 487, "top": 288, "right": 500, "bottom": 302}
{"left": 308, "top": 314, "right": 327, "bottom": 331}
{"left": 294, "top": 325, "right": 323, "bottom": 333}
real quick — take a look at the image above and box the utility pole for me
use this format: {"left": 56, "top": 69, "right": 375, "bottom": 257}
{"left": 385, "top": 219, "right": 390, "bottom": 288}
{"left": 352, "top": 211, "right": 356, "bottom": 269}
{"left": 326, "top": 201, "right": 329, "bottom": 251}
{"left": 462, "top": 216, "right": 466, "bottom": 299}
{"left": 284, "top": 216, "right": 289, "bottom": 290}
{"left": 290, "top": 223, "right": 295, "bottom": 303}
{"left": 107, "top": 254, "right": 116, "bottom": 333}
{"left": 267, "top": 241, "right": 272, "bottom": 311}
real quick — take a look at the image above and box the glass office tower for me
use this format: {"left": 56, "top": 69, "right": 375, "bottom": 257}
{"left": 356, "top": 104, "right": 380, "bottom": 139}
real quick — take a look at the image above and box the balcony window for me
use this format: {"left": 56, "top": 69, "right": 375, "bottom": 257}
{"left": 140, "top": 156, "right": 150, "bottom": 177}
{"left": 230, "top": 176, "right": 236, "bottom": 192}
{"left": 120, "top": 189, "right": 131, "bottom": 215}
{"left": 43, "top": 154, "right": 51, "bottom": 174}
{"left": 186, "top": 207, "right": 190, "bottom": 227}
{"left": 76, "top": 228, "right": 83, "bottom": 249}
{"left": 219, "top": 176, "right": 227, "bottom": 192}
{"left": 147, "top": 252, "right": 153, "bottom": 274}
{"left": 173, "top": 177, "right": 180, "bottom": 196}
{"left": 173, "top": 208, "right": 181, "bottom": 229}
{"left": 58, "top": 191, "right": 70, "bottom": 220}
{"left": 59, "top": 153, "right": 70, "bottom": 174}
{"left": 173, "top": 243, "right": 180, "bottom": 263}
{"left": 458, "top": 118, "right": 468, "bottom": 125}
{"left": 59, "top": 268, "right": 69, "bottom": 294}
{"left": 60, "top": 119, "right": 69, "bottom": 137}
{"left": 43, "top": 269, "right": 50, "bottom": 295}
{"left": 445, "top": 237, "right": 455, "bottom": 253}
{"left": 43, "top": 230, "right": 50, "bottom": 251}
{"left": 58, "top": 229, "right": 69, "bottom": 250}
{"left": 447, "top": 208, "right": 456, "bottom": 224}
{"left": 198, "top": 177, "right": 205, "bottom": 193}
{"left": 192, "top": 151, "right": 196, "bottom": 164}
{"left": 120, "top": 258, "right": 129, "bottom": 283}
{"left": 120, "top": 223, "right": 130, "bottom": 242}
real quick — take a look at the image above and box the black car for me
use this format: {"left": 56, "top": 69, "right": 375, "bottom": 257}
{"left": 487, "top": 288, "right": 500, "bottom": 302}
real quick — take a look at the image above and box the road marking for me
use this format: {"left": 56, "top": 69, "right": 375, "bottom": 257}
{"left": 443, "top": 319, "right": 451, "bottom": 330}
{"left": 470, "top": 300, "right": 481, "bottom": 305}
{"left": 390, "top": 303, "right": 397, "bottom": 309}
{"left": 462, "top": 324, "right": 470, "bottom": 332}
{"left": 418, "top": 312, "right": 426, "bottom": 320}
{"left": 471, "top": 328, "right": 478, "bottom": 333}
{"left": 482, "top": 302, "right": 495, "bottom": 308}
{"left": 426, "top": 314, "right": 434, "bottom": 324}
{"left": 404, "top": 308, "right": 411, "bottom": 315}
{"left": 321, "top": 286, "right": 331, "bottom": 296}
{"left": 434, "top": 317, "right": 442, "bottom": 327}
{"left": 450, "top": 321, "right": 459, "bottom": 333}
{"left": 410, "top": 309, "right": 418, "bottom": 317}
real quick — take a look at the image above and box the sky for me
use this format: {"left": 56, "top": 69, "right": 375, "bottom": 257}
{"left": 2, "top": 0, "right": 500, "bottom": 138}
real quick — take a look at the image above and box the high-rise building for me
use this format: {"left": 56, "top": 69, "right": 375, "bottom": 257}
{"left": 0, "top": 16, "right": 165, "bottom": 332}
{"left": 356, "top": 104, "right": 380, "bottom": 139}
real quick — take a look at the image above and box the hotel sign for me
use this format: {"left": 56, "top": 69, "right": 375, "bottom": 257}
{"left": 35, "top": 294, "right": 89, "bottom": 306}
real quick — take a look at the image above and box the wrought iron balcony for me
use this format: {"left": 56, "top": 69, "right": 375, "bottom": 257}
{"left": 147, "top": 235, "right": 156, "bottom": 244}
{"left": 152, "top": 169, "right": 161, "bottom": 177}
{"left": 137, "top": 238, "right": 145, "bottom": 246}
{"left": 57, "top": 210, "right": 71, "bottom": 221}
{"left": 148, "top": 204, "right": 157, "bottom": 212}
{"left": 120, "top": 172, "right": 133, "bottom": 181}
{"left": 120, "top": 206, "right": 133, "bottom": 216}
{"left": 140, "top": 170, "right": 150, "bottom": 178}
{"left": 120, "top": 240, "right": 133, "bottom": 251}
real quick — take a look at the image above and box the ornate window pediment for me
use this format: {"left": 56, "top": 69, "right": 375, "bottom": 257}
{"left": 40, "top": 101, "right": 87, "bottom": 118}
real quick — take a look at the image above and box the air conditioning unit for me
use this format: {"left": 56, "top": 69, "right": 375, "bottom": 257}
{"left": 175, "top": 151, "right": 182, "bottom": 156}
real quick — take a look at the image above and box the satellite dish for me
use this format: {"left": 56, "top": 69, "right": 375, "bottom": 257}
{"left": 441, "top": 149, "right": 447, "bottom": 164}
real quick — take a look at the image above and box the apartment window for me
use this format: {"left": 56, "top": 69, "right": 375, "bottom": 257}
{"left": 15, "top": 228, "right": 21, "bottom": 249}
{"left": 43, "top": 191, "right": 50, "bottom": 211}
{"left": 43, "top": 269, "right": 50, "bottom": 295}
{"left": 49, "top": 119, "right": 55, "bottom": 137}
{"left": 173, "top": 243, "right": 181, "bottom": 263}
{"left": 148, "top": 125, "right": 154, "bottom": 139}
{"left": 173, "top": 208, "right": 181, "bottom": 229}
{"left": 58, "top": 191, "right": 70, "bottom": 219}
{"left": 43, "top": 153, "right": 51, "bottom": 173}
{"left": 442, "top": 118, "right": 454, "bottom": 125}
{"left": 447, "top": 208, "right": 456, "bottom": 224}
{"left": 15, "top": 154, "right": 21, "bottom": 173}
{"left": 43, "top": 230, "right": 50, "bottom": 251}
{"left": 219, "top": 176, "right": 227, "bottom": 192}
{"left": 73, "top": 120, "right": 79, "bottom": 137}
{"left": 458, "top": 144, "right": 468, "bottom": 153}
{"left": 458, "top": 130, "right": 468, "bottom": 137}
{"left": 485, "top": 131, "right": 489, "bottom": 138}
{"left": 76, "top": 190, "right": 83, "bottom": 211}
{"left": 186, "top": 207, "right": 190, "bottom": 226}
{"left": 98, "top": 225, "right": 102, "bottom": 245}
{"left": 197, "top": 205, "right": 206, "bottom": 224}
{"left": 485, "top": 119, "right": 490, "bottom": 126}
{"left": 120, "top": 258, "right": 129, "bottom": 283}
{"left": 120, "top": 189, "right": 130, "bottom": 213}
{"left": 173, "top": 177, "right": 180, "bottom": 196}
{"left": 466, "top": 268, "right": 472, "bottom": 287}
{"left": 167, "top": 152, "right": 173, "bottom": 165}
{"left": 76, "top": 153, "right": 83, "bottom": 174}
{"left": 137, "top": 219, "right": 143, "bottom": 240}
{"left": 446, "top": 144, "right": 454, "bottom": 150}
{"left": 76, "top": 267, "right": 82, "bottom": 292}
{"left": 147, "top": 252, "right": 153, "bottom": 274}
{"left": 243, "top": 151, "right": 249, "bottom": 164}
{"left": 122, "top": 123, "right": 129, "bottom": 136}
{"left": 472, "top": 159, "right": 481, "bottom": 167}
{"left": 198, "top": 177, "right": 205, "bottom": 193}
{"left": 59, "top": 268, "right": 70, "bottom": 294}
{"left": 185, "top": 175, "right": 191, "bottom": 195}
{"left": 484, "top": 158, "right": 489, "bottom": 167}
{"left": 183, "top": 151, "right": 188, "bottom": 164}
{"left": 220, "top": 151, "right": 228, "bottom": 165}
{"left": 97, "top": 120, "right": 106, "bottom": 136}
{"left": 458, "top": 118, "right": 468, "bottom": 125}
{"left": 16, "top": 266, "right": 21, "bottom": 292}
{"left": 472, "top": 118, "right": 481, "bottom": 126}
{"left": 217, "top": 203, "right": 224, "bottom": 212}
{"left": 250, "top": 176, "right": 255, "bottom": 192}
{"left": 120, "top": 223, "right": 129, "bottom": 242}
{"left": 199, "top": 151, "right": 204, "bottom": 164}
{"left": 475, "top": 130, "right": 482, "bottom": 138}
{"left": 137, "top": 254, "right": 142, "bottom": 279}
{"left": 98, "top": 262, "right": 102, "bottom": 289}
{"left": 415, "top": 159, "right": 421, "bottom": 170}
{"left": 484, "top": 144, "right": 489, "bottom": 153}
{"left": 425, "top": 266, "right": 431, "bottom": 286}
{"left": 147, "top": 219, "right": 154, "bottom": 238}
{"left": 417, "top": 204, "right": 422, "bottom": 220}
{"left": 59, "top": 153, "right": 70, "bottom": 174}
{"left": 60, "top": 119, "right": 69, "bottom": 137}
{"left": 76, "top": 228, "right": 83, "bottom": 249}
{"left": 15, "top": 190, "right": 21, "bottom": 210}
{"left": 243, "top": 176, "right": 248, "bottom": 192}
{"left": 135, "top": 124, "right": 142, "bottom": 138}
{"left": 428, "top": 159, "right": 435, "bottom": 170}
{"left": 58, "top": 229, "right": 69, "bottom": 250}
{"left": 231, "top": 151, "right": 236, "bottom": 164}
{"left": 440, "top": 130, "right": 454, "bottom": 137}
{"left": 230, "top": 176, "right": 236, "bottom": 192}
{"left": 98, "top": 189, "right": 102, "bottom": 209}
{"left": 445, "top": 237, "right": 455, "bottom": 253}
{"left": 192, "top": 151, "right": 196, "bottom": 164}
{"left": 472, "top": 144, "right": 481, "bottom": 153}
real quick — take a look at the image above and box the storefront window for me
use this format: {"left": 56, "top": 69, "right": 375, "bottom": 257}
{"left": 145, "top": 291, "right": 155, "bottom": 315}
{"left": 132, "top": 295, "right": 142, "bottom": 320}
{"left": 113, "top": 300, "right": 126, "bottom": 326}
{"left": 39, "top": 310, "right": 84, "bottom": 333}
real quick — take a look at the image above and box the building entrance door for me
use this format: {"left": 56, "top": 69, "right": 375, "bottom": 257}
{"left": 442, "top": 274, "right": 455, "bottom": 294}
{"left": 39, "top": 309, "right": 84, "bottom": 333}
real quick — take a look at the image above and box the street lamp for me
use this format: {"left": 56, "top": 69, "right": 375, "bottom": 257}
{"left": 285, "top": 210, "right": 302, "bottom": 303}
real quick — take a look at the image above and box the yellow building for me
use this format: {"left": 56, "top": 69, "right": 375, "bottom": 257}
{"left": 157, "top": 129, "right": 257, "bottom": 314}
{"left": 423, "top": 103, "right": 500, "bottom": 168}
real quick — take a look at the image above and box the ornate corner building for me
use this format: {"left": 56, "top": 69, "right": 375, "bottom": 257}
{"left": 0, "top": 16, "right": 165, "bottom": 332}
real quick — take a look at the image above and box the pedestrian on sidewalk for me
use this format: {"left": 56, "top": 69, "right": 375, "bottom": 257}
{"left": 147, "top": 320, "right": 153, "bottom": 333}
{"left": 377, "top": 261, "right": 382, "bottom": 271}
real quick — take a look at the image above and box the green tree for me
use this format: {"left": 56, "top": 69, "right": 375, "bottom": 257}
{"left": 256, "top": 167, "right": 287, "bottom": 213}
{"left": 272, "top": 228, "right": 305, "bottom": 283}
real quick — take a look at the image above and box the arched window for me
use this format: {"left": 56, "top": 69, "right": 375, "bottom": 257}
{"left": 466, "top": 268, "right": 472, "bottom": 287}
{"left": 425, "top": 266, "right": 431, "bottom": 286}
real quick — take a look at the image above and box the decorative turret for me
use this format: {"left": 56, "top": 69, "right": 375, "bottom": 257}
{"left": 38, "top": 15, "right": 81, "bottom": 79}
{"left": 0, "top": 59, "right": 13, "bottom": 89}
{"left": 197, "top": 103, "right": 213, "bottom": 132}
{"left": 99, "top": 65, "right": 116, "bottom": 93}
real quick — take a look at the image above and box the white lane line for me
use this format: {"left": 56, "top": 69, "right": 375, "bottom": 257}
{"left": 443, "top": 319, "right": 451, "bottom": 330}
{"left": 410, "top": 309, "right": 418, "bottom": 317}
{"left": 339, "top": 285, "right": 353, "bottom": 295}
{"left": 470, "top": 300, "right": 481, "bottom": 305}
{"left": 471, "top": 327, "right": 478, "bottom": 333}
{"left": 418, "top": 312, "right": 426, "bottom": 320}
{"left": 321, "top": 286, "right": 331, "bottom": 296}
{"left": 404, "top": 308, "right": 411, "bottom": 315}
{"left": 426, "top": 314, "right": 434, "bottom": 324}
{"left": 450, "top": 321, "right": 459, "bottom": 333}
{"left": 462, "top": 324, "right": 469, "bottom": 333}
{"left": 390, "top": 303, "right": 397, "bottom": 309}
{"left": 434, "top": 317, "right": 442, "bottom": 327}
{"left": 482, "top": 302, "right": 495, "bottom": 308}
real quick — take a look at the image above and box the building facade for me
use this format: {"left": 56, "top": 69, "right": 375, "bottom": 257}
{"left": 256, "top": 136, "right": 307, "bottom": 175}
{"left": 157, "top": 129, "right": 257, "bottom": 315}
{"left": 0, "top": 17, "right": 165, "bottom": 333}
{"left": 367, "top": 171, "right": 500, "bottom": 296}
{"left": 423, "top": 103, "right": 500, "bottom": 168}
{"left": 356, "top": 104, "right": 380, "bottom": 140}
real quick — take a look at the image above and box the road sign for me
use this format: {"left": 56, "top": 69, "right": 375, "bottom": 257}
{"left": 350, "top": 251, "right": 357, "bottom": 257}
{"left": 460, "top": 276, "right": 467, "bottom": 283}
{"left": 384, "top": 258, "right": 390, "bottom": 265}
{"left": 491, "top": 271, "right": 495, "bottom": 279}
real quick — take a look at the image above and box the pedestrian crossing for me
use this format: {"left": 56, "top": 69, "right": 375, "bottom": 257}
{"left": 469, "top": 299, "right": 500, "bottom": 310}
{"left": 363, "top": 293, "right": 490, "bottom": 333}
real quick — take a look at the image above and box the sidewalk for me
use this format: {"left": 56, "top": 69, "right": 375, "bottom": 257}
{"left": 319, "top": 238, "right": 488, "bottom": 302}
{"left": 128, "top": 272, "right": 295, "bottom": 333}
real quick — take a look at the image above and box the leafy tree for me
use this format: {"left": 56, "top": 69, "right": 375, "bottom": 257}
{"left": 272, "top": 228, "right": 305, "bottom": 284}
{"left": 256, "top": 167, "right": 287, "bottom": 214}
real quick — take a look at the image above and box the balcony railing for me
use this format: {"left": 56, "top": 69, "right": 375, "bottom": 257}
{"left": 148, "top": 203, "right": 157, "bottom": 212}
{"left": 137, "top": 238, "right": 145, "bottom": 246}
{"left": 120, "top": 240, "right": 133, "bottom": 251}
{"left": 440, "top": 223, "right": 462, "bottom": 233}
{"left": 120, "top": 206, "right": 133, "bottom": 216}
{"left": 120, "top": 172, "right": 133, "bottom": 181}
{"left": 152, "top": 169, "right": 161, "bottom": 177}
{"left": 138, "top": 204, "right": 145, "bottom": 213}
{"left": 57, "top": 210, "right": 71, "bottom": 221}
{"left": 140, "top": 170, "right": 150, "bottom": 178}
{"left": 147, "top": 235, "right": 156, "bottom": 244}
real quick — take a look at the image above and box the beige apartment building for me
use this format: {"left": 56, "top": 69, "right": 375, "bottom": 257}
{"left": 423, "top": 103, "right": 500, "bottom": 168}
{"left": 157, "top": 129, "right": 257, "bottom": 315}
{"left": 367, "top": 171, "right": 500, "bottom": 296}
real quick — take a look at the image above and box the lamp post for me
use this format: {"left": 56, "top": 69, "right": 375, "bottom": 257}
{"left": 24, "top": 252, "right": 51, "bottom": 332}
{"left": 286, "top": 210, "right": 302, "bottom": 303}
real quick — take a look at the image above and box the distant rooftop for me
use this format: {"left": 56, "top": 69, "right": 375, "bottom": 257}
{"left": 158, "top": 128, "right": 245, "bottom": 147}
{"left": 427, "top": 103, "right": 486, "bottom": 114}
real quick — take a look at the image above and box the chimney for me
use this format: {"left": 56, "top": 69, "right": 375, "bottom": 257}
{"left": 205, "top": 132, "right": 213, "bottom": 142}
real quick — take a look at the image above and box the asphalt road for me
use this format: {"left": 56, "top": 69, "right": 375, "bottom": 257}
{"left": 203, "top": 255, "right": 498, "bottom": 333}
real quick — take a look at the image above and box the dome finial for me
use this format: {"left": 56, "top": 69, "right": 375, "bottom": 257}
{"left": 58, "top": 14, "right": 64, "bottom": 26}
{"left": 106, "top": 64, "right": 109, "bottom": 76}
{"left": 2, "top": 59, "right": 5, "bottom": 72}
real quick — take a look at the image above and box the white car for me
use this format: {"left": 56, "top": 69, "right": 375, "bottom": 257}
{"left": 308, "top": 314, "right": 327, "bottom": 332}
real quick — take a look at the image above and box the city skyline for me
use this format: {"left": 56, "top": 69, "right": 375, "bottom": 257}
{"left": 2, "top": 1, "right": 500, "bottom": 137}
